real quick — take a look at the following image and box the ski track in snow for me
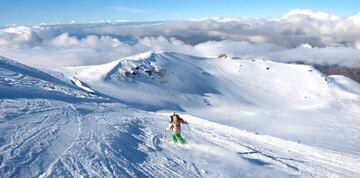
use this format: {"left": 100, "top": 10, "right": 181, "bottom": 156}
{"left": 1, "top": 100, "right": 360, "bottom": 177}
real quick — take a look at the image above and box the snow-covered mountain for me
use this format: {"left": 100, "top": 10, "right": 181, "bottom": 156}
{"left": 1, "top": 52, "right": 360, "bottom": 177}
{"left": 63, "top": 51, "right": 360, "bottom": 154}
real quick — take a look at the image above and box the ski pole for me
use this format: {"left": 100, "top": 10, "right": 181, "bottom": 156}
{"left": 186, "top": 124, "right": 197, "bottom": 141}
{"left": 162, "top": 130, "right": 167, "bottom": 144}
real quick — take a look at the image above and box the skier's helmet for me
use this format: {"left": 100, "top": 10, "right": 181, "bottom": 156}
{"left": 170, "top": 112, "right": 176, "bottom": 116}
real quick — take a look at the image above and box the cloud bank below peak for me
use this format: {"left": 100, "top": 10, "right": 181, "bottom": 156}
{"left": 0, "top": 9, "right": 360, "bottom": 68}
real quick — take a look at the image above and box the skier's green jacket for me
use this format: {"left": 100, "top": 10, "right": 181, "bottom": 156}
{"left": 166, "top": 112, "right": 188, "bottom": 144}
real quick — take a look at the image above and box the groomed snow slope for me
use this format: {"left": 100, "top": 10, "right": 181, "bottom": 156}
{"left": 63, "top": 51, "right": 360, "bottom": 156}
{"left": 1, "top": 101, "right": 359, "bottom": 177}
{"left": 1, "top": 54, "right": 360, "bottom": 177}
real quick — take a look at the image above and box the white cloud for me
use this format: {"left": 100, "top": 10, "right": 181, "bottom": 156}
{"left": 281, "top": 9, "right": 341, "bottom": 21}
{"left": 299, "top": 43, "right": 313, "bottom": 49}
{"left": 1, "top": 9, "right": 360, "bottom": 68}
{"left": 267, "top": 47, "right": 360, "bottom": 66}
{"left": 48, "top": 33, "right": 79, "bottom": 47}
{"left": 0, "top": 26, "right": 41, "bottom": 46}
{"left": 355, "top": 40, "right": 360, "bottom": 50}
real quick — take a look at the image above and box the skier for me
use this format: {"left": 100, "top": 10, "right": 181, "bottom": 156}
{"left": 165, "top": 112, "right": 189, "bottom": 144}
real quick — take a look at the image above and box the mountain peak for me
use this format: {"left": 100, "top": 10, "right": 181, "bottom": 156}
{"left": 123, "top": 51, "right": 157, "bottom": 61}
{"left": 121, "top": 51, "right": 180, "bottom": 61}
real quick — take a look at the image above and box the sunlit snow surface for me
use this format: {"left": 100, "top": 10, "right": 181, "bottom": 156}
{"left": 1, "top": 53, "right": 360, "bottom": 177}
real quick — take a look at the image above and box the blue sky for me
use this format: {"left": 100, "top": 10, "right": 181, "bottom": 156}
{"left": 1, "top": 0, "right": 360, "bottom": 25}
